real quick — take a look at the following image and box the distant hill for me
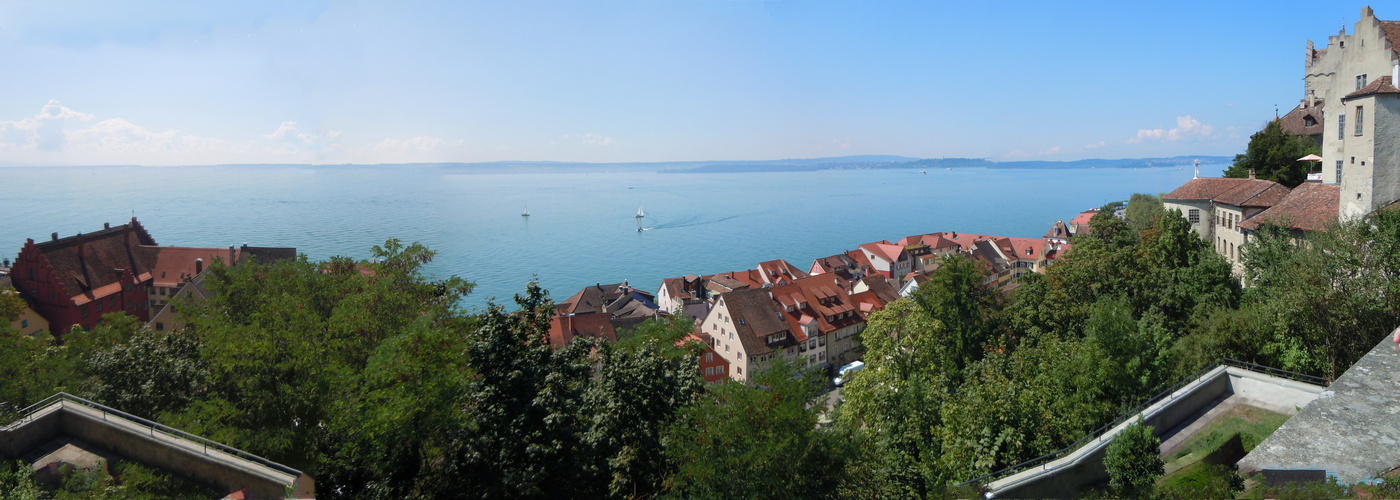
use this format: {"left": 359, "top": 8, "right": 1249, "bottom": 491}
{"left": 37, "top": 155, "right": 1231, "bottom": 173}
{"left": 656, "top": 155, "right": 1233, "bottom": 173}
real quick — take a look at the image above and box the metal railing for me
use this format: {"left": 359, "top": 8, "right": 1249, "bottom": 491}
{"left": 2, "top": 392, "right": 301, "bottom": 478}
{"left": 955, "top": 359, "right": 1330, "bottom": 489}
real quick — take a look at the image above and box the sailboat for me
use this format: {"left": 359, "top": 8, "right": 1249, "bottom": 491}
{"left": 522, "top": 205, "right": 530, "bottom": 217}
{"left": 635, "top": 204, "right": 645, "bottom": 218}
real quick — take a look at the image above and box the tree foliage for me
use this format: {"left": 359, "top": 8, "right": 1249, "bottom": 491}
{"left": 1225, "top": 119, "right": 1320, "bottom": 188}
{"left": 1104, "top": 417, "right": 1164, "bottom": 497}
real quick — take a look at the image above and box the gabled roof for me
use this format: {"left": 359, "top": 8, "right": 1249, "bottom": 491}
{"left": 1344, "top": 75, "right": 1400, "bottom": 100}
{"left": 1279, "top": 100, "right": 1325, "bottom": 136}
{"left": 770, "top": 275, "right": 860, "bottom": 340}
{"left": 719, "top": 288, "right": 792, "bottom": 357}
{"left": 148, "top": 246, "right": 241, "bottom": 288}
{"left": 1069, "top": 209, "right": 1099, "bottom": 227}
{"left": 1044, "top": 221, "right": 1071, "bottom": 240}
{"left": 1238, "top": 182, "right": 1340, "bottom": 232}
{"left": 31, "top": 221, "right": 156, "bottom": 300}
{"left": 757, "top": 259, "right": 808, "bottom": 284}
{"left": 1164, "top": 177, "right": 1290, "bottom": 208}
{"left": 859, "top": 241, "right": 906, "bottom": 264}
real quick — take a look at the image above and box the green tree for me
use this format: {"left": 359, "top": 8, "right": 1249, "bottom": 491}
{"left": 1125, "top": 193, "right": 1164, "bottom": 236}
{"left": 908, "top": 255, "right": 1004, "bottom": 379}
{"left": 1224, "top": 119, "right": 1320, "bottom": 188}
{"left": 87, "top": 330, "right": 210, "bottom": 420}
{"left": 1104, "top": 417, "right": 1164, "bottom": 498}
{"left": 582, "top": 314, "right": 705, "bottom": 499}
{"left": 663, "top": 360, "right": 850, "bottom": 499}
{"left": 839, "top": 298, "right": 951, "bottom": 496}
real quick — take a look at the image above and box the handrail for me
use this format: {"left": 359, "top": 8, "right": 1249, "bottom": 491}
{"left": 954, "top": 358, "right": 1330, "bottom": 488}
{"left": 2, "top": 392, "right": 301, "bottom": 478}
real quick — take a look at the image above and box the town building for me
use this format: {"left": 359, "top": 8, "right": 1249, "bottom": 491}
{"left": 701, "top": 288, "right": 794, "bottom": 383}
{"left": 1163, "top": 177, "right": 1291, "bottom": 273}
{"left": 7, "top": 220, "right": 296, "bottom": 337}
{"left": 1238, "top": 182, "right": 1342, "bottom": 245}
{"left": 9, "top": 220, "right": 158, "bottom": 334}
{"left": 857, "top": 240, "right": 913, "bottom": 285}
{"left": 688, "top": 330, "right": 731, "bottom": 383}
{"left": 547, "top": 280, "right": 661, "bottom": 347}
{"left": 1069, "top": 209, "right": 1099, "bottom": 235}
{"left": 1299, "top": 7, "right": 1400, "bottom": 218}
{"left": 769, "top": 274, "right": 861, "bottom": 370}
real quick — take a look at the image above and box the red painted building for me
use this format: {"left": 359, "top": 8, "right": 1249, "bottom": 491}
{"left": 689, "top": 331, "right": 730, "bottom": 383}
{"left": 10, "top": 218, "right": 157, "bottom": 335}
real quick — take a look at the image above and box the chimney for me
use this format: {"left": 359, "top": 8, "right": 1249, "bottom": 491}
{"left": 103, "top": 222, "right": 110, "bottom": 229}
{"left": 195, "top": 258, "right": 203, "bottom": 275}
{"left": 51, "top": 232, "right": 58, "bottom": 242}
{"left": 229, "top": 245, "right": 236, "bottom": 266}
{"left": 76, "top": 233, "right": 85, "bottom": 260}
{"left": 1249, "top": 169, "right": 1256, "bottom": 179}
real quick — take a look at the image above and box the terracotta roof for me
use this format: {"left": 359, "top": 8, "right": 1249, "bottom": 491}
{"left": 148, "top": 246, "right": 241, "bottom": 287}
{"left": 237, "top": 245, "right": 297, "bottom": 265}
{"left": 1069, "top": 209, "right": 1099, "bottom": 227}
{"left": 1383, "top": 21, "right": 1400, "bottom": 58}
{"left": 1044, "top": 221, "right": 1071, "bottom": 240}
{"left": 1344, "top": 75, "right": 1400, "bottom": 100}
{"left": 547, "top": 308, "right": 618, "bottom": 348}
{"left": 935, "top": 232, "right": 995, "bottom": 253}
{"left": 757, "top": 259, "right": 808, "bottom": 284}
{"left": 855, "top": 275, "right": 900, "bottom": 306}
{"left": 1000, "top": 237, "right": 1045, "bottom": 261}
{"left": 1278, "top": 100, "right": 1325, "bottom": 136}
{"left": 771, "top": 275, "right": 860, "bottom": 340}
{"left": 1164, "top": 177, "right": 1290, "bottom": 207}
{"left": 719, "top": 288, "right": 792, "bottom": 357}
{"left": 1239, "top": 182, "right": 1340, "bottom": 232}
{"left": 32, "top": 221, "right": 156, "bottom": 300}
{"left": 858, "top": 241, "right": 905, "bottom": 264}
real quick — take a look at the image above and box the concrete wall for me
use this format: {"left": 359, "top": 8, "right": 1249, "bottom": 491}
{"left": 1375, "top": 96, "right": 1400, "bottom": 212}
{"left": 1163, "top": 203, "right": 1212, "bottom": 242}
{"left": 2, "top": 400, "right": 310, "bottom": 499}
{"left": 986, "top": 367, "right": 1324, "bottom": 499}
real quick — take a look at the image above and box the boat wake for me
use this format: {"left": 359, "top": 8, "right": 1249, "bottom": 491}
{"left": 645, "top": 214, "right": 742, "bottom": 230}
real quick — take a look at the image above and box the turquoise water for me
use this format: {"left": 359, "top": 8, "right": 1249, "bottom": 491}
{"left": 1, "top": 163, "right": 1226, "bottom": 309}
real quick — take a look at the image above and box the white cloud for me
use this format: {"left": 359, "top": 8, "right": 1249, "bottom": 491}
{"left": 65, "top": 118, "right": 248, "bottom": 157}
{"left": 1083, "top": 141, "right": 1106, "bottom": 149}
{"left": 264, "top": 121, "right": 341, "bottom": 152}
{"left": 1037, "top": 146, "right": 1060, "bottom": 156}
{"left": 580, "top": 133, "right": 614, "bottom": 147}
{"left": 0, "top": 99, "right": 94, "bottom": 152}
{"left": 1128, "top": 115, "right": 1214, "bottom": 143}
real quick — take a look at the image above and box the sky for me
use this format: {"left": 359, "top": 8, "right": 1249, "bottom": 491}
{"left": 0, "top": 1, "right": 1381, "bottom": 166}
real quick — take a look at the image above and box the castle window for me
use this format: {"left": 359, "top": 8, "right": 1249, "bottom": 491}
{"left": 1339, "top": 114, "right": 1346, "bottom": 140}
{"left": 1337, "top": 160, "right": 1343, "bottom": 183}
{"left": 1357, "top": 74, "right": 1368, "bottom": 90}
{"left": 1304, "top": 115, "right": 1317, "bottom": 127}
{"left": 1356, "top": 106, "right": 1364, "bottom": 135}
{"left": 155, "top": 322, "right": 164, "bottom": 331}
{"left": 1188, "top": 209, "right": 1200, "bottom": 224}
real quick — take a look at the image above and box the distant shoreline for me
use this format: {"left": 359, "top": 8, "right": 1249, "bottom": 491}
{"left": 0, "top": 155, "right": 1233, "bottom": 174}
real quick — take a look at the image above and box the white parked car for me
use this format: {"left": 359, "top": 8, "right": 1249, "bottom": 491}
{"left": 832, "top": 361, "right": 865, "bottom": 386}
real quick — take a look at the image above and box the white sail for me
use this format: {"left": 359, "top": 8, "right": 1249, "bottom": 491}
{"left": 636, "top": 203, "right": 645, "bottom": 218}
{"left": 523, "top": 205, "right": 530, "bottom": 216}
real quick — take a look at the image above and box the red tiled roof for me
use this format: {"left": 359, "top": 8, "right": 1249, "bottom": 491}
{"left": 32, "top": 220, "right": 157, "bottom": 301}
{"left": 1070, "top": 209, "right": 1099, "bottom": 227}
{"left": 859, "top": 241, "right": 905, "bottom": 264}
{"left": 1279, "top": 100, "right": 1325, "bottom": 136}
{"left": 1383, "top": 21, "right": 1400, "bottom": 58}
{"left": 1164, "top": 177, "right": 1290, "bottom": 208}
{"left": 1238, "top": 182, "right": 1340, "bottom": 232}
{"left": 1343, "top": 75, "right": 1400, "bottom": 100}
{"left": 1044, "top": 221, "right": 1071, "bottom": 239}
{"left": 148, "top": 246, "right": 240, "bottom": 287}
{"left": 720, "top": 288, "right": 793, "bottom": 357}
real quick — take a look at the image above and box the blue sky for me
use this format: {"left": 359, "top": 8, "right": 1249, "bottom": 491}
{"left": 0, "top": 1, "right": 1379, "bottom": 165}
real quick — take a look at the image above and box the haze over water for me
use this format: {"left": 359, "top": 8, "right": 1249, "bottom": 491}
{"left": 2, "top": 163, "right": 1225, "bottom": 309}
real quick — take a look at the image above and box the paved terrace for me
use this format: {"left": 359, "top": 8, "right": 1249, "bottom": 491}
{"left": 0, "top": 393, "right": 313, "bottom": 499}
{"left": 977, "top": 362, "right": 1327, "bottom": 499}
{"left": 1239, "top": 335, "right": 1400, "bottom": 484}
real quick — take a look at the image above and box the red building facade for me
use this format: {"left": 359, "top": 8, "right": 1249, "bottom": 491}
{"left": 10, "top": 218, "right": 157, "bottom": 335}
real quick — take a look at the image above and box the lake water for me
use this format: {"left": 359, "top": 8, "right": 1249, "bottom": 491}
{"left": 1, "top": 163, "right": 1226, "bottom": 309}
